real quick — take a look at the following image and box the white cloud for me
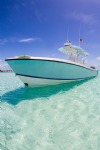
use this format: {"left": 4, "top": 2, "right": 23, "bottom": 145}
{"left": 0, "top": 61, "right": 3, "bottom": 69}
{"left": 97, "top": 57, "right": 100, "bottom": 60}
{"left": 18, "top": 38, "right": 39, "bottom": 43}
{"left": 0, "top": 37, "right": 40, "bottom": 44}
{"left": 0, "top": 61, "right": 10, "bottom": 70}
{"left": 67, "top": 12, "right": 96, "bottom": 24}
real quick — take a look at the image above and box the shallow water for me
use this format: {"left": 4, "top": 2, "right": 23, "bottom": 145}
{"left": 0, "top": 73, "right": 100, "bottom": 150}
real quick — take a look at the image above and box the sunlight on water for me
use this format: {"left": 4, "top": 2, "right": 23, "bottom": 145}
{"left": 0, "top": 73, "right": 100, "bottom": 150}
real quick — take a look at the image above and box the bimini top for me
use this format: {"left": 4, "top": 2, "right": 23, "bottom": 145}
{"left": 58, "top": 42, "right": 89, "bottom": 56}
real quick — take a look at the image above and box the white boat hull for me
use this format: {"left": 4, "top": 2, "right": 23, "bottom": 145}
{"left": 18, "top": 75, "right": 78, "bottom": 87}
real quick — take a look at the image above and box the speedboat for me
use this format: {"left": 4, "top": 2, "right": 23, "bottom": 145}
{"left": 5, "top": 42, "right": 98, "bottom": 87}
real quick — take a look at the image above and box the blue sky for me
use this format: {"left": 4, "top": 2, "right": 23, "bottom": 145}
{"left": 0, "top": 0, "right": 100, "bottom": 69}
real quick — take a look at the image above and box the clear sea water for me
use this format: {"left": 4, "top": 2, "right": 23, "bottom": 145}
{"left": 0, "top": 72, "right": 100, "bottom": 150}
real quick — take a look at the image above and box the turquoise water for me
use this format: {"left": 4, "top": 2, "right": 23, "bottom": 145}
{"left": 0, "top": 73, "right": 100, "bottom": 150}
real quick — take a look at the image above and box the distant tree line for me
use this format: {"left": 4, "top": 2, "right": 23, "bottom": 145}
{"left": 0, "top": 69, "right": 13, "bottom": 72}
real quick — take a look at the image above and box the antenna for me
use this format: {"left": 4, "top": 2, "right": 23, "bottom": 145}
{"left": 78, "top": 24, "right": 81, "bottom": 47}
{"left": 67, "top": 25, "right": 69, "bottom": 41}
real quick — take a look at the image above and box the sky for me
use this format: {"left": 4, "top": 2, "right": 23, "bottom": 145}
{"left": 0, "top": 0, "right": 100, "bottom": 69}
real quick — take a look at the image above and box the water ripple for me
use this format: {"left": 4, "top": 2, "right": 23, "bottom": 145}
{"left": 0, "top": 72, "right": 100, "bottom": 150}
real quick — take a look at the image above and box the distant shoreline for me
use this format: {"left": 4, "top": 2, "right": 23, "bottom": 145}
{"left": 0, "top": 70, "right": 13, "bottom": 72}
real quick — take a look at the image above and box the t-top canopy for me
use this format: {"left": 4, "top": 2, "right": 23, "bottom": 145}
{"left": 58, "top": 42, "right": 89, "bottom": 56}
